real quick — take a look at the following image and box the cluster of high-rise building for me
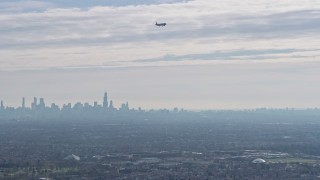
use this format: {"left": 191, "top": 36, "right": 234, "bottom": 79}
{"left": 0, "top": 92, "right": 132, "bottom": 119}
{"left": 1, "top": 92, "right": 129, "bottom": 111}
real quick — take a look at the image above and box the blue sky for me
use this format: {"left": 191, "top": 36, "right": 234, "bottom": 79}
{"left": 0, "top": 0, "right": 188, "bottom": 12}
{"left": 0, "top": 0, "right": 320, "bottom": 109}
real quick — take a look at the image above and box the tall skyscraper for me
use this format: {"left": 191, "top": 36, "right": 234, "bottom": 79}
{"left": 32, "top": 97, "right": 37, "bottom": 110}
{"left": 0, "top": 100, "right": 4, "bottom": 109}
{"left": 103, "top": 92, "right": 108, "bottom": 108}
{"left": 39, "top": 98, "right": 45, "bottom": 109}
{"left": 126, "top": 102, "right": 129, "bottom": 110}
{"left": 22, "top": 97, "right": 25, "bottom": 109}
{"left": 109, "top": 100, "right": 114, "bottom": 110}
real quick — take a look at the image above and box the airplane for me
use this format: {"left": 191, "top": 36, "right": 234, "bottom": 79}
{"left": 155, "top": 22, "right": 167, "bottom": 27}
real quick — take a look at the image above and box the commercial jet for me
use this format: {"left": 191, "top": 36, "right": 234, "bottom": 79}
{"left": 155, "top": 22, "right": 167, "bottom": 27}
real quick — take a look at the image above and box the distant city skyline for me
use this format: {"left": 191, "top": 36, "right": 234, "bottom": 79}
{"left": 0, "top": 92, "right": 129, "bottom": 110}
{"left": 1, "top": 82, "right": 320, "bottom": 110}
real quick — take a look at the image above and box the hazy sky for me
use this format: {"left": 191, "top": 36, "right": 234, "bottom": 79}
{"left": 1, "top": 0, "right": 320, "bottom": 109}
